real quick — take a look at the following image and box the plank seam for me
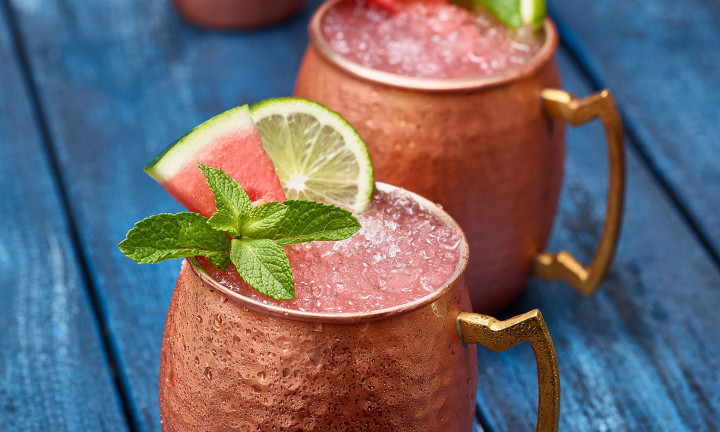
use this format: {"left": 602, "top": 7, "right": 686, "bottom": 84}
{"left": 550, "top": 10, "right": 720, "bottom": 270}
{"left": 475, "top": 399, "right": 498, "bottom": 432}
{"left": 0, "top": 1, "right": 142, "bottom": 431}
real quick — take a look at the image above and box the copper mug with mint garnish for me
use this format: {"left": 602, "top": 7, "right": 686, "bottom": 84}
{"left": 158, "top": 183, "right": 561, "bottom": 431}
{"left": 121, "top": 100, "right": 561, "bottom": 431}
{"left": 294, "top": 0, "right": 626, "bottom": 312}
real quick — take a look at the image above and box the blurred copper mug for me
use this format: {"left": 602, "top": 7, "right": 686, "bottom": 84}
{"left": 172, "top": 0, "right": 304, "bottom": 29}
{"left": 159, "top": 183, "right": 560, "bottom": 431}
{"left": 294, "top": 0, "right": 625, "bottom": 313}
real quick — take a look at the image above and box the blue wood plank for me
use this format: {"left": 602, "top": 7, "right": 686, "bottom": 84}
{"left": 0, "top": 3, "right": 129, "bottom": 431}
{"left": 474, "top": 48, "right": 720, "bottom": 431}
{"left": 547, "top": 0, "right": 720, "bottom": 262}
{"left": 6, "top": 0, "right": 322, "bottom": 429}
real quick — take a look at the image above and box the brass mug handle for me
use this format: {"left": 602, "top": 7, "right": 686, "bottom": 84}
{"left": 533, "top": 88, "right": 626, "bottom": 296}
{"left": 458, "top": 310, "right": 560, "bottom": 432}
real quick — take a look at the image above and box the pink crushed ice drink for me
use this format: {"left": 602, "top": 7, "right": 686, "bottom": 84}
{"left": 321, "top": 0, "right": 543, "bottom": 79}
{"left": 161, "top": 185, "right": 561, "bottom": 432}
{"left": 201, "top": 187, "right": 461, "bottom": 313}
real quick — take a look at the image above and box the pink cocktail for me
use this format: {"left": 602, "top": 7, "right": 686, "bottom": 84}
{"left": 321, "top": 0, "right": 542, "bottom": 79}
{"left": 200, "top": 187, "right": 461, "bottom": 313}
{"left": 295, "top": 0, "right": 624, "bottom": 313}
{"left": 160, "top": 183, "right": 561, "bottom": 431}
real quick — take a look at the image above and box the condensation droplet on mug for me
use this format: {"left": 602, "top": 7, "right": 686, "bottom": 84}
{"left": 166, "top": 369, "right": 175, "bottom": 387}
{"left": 307, "top": 348, "right": 323, "bottom": 367}
{"left": 203, "top": 366, "right": 212, "bottom": 382}
{"left": 213, "top": 314, "right": 223, "bottom": 332}
{"left": 312, "top": 322, "right": 323, "bottom": 332}
{"left": 196, "top": 315, "right": 203, "bottom": 323}
{"left": 257, "top": 371, "right": 266, "bottom": 380}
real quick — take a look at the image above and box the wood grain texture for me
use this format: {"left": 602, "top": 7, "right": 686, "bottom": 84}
{"left": 474, "top": 48, "right": 720, "bottom": 432}
{"left": 0, "top": 3, "right": 129, "bottom": 431}
{"left": 6, "top": 0, "right": 322, "bottom": 429}
{"left": 548, "top": 0, "right": 720, "bottom": 260}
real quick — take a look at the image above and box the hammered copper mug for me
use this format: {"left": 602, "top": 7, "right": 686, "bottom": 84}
{"left": 171, "top": 0, "right": 304, "bottom": 29}
{"left": 159, "top": 183, "right": 560, "bottom": 431}
{"left": 294, "top": 0, "right": 626, "bottom": 313}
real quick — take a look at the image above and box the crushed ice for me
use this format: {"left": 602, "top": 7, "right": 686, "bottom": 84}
{"left": 321, "top": 0, "right": 543, "bottom": 79}
{"left": 208, "top": 189, "right": 461, "bottom": 314}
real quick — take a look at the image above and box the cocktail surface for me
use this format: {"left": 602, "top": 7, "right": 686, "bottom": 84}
{"left": 321, "top": 0, "right": 543, "bottom": 79}
{"left": 201, "top": 189, "right": 461, "bottom": 313}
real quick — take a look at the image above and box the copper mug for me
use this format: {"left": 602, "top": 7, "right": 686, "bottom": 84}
{"left": 171, "top": 0, "right": 304, "bottom": 29}
{"left": 294, "top": 0, "right": 626, "bottom": 313}
{"left": 159, "top": 183, "right": 560, "bottom": 431}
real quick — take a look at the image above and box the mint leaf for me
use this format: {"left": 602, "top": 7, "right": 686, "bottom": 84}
{"left": 240, "top": 202, "right": 288, "bottom": 237}
{"left": 119, "top": 213, "right": 230, "bottom": 265}
{"left": 476, "top": 0, "right": 523, "bottom": 28}
{"left": 253, "top": 200, "right": 361, "bottom": 245}
{"left": 199, "top": 163, "right": 251, "bottom": 236}
{"left": 454, "top": 0, "right": 546, "bottom": 30}
{"left": 230, "top": 238, "right": 294, "bottom": 300}
{"left": 207, "top": 254, "right": 231, "bottom": 271}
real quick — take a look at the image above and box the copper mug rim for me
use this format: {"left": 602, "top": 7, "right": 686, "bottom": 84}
{"left": 188, "top": 182, "right": 470, "bottom": 325}
{"left": 307, "top": 0, "right": 560, "bottom": 92}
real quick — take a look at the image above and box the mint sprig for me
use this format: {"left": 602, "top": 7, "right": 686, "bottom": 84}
{"left": 453, "top": 0, "right": 546, "bottom": 30}
{"left": 199, "top": 164, "right": 252, "bottom": 237}
{"left": 118, "top": 212, "right": 232, "bottom": 269}
{"left": 230, "top": 238, "right": 294, "bottom": 300}
{"left": 119, "top": 163, "right": 361, "bottom": 300}
{"left": 252, "top": 200, "right": 365, "bottom": 246}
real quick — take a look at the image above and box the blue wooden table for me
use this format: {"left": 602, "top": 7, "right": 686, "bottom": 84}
{"left": 1, "top": 0, "right": 718, "bottom": 430}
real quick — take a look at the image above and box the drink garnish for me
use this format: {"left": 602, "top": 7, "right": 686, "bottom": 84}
{"left": 453, "top": 0, "right": 546, "bottom": 30}
{"left": 119, "top": 163, "right": 361, "bottom": 300}
{"left": 369, "top": 0, "right": 546, "bottom": 31}
{"left": 250, "top": 97, "right": 374, "bottom": 212}
{"left": 144, "top": 104, "right": 286, "bottom": 217}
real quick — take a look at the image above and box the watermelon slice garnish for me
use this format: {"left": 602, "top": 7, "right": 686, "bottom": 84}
{"left": 145, "top": 105, "right": 286, "bottom": 217}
